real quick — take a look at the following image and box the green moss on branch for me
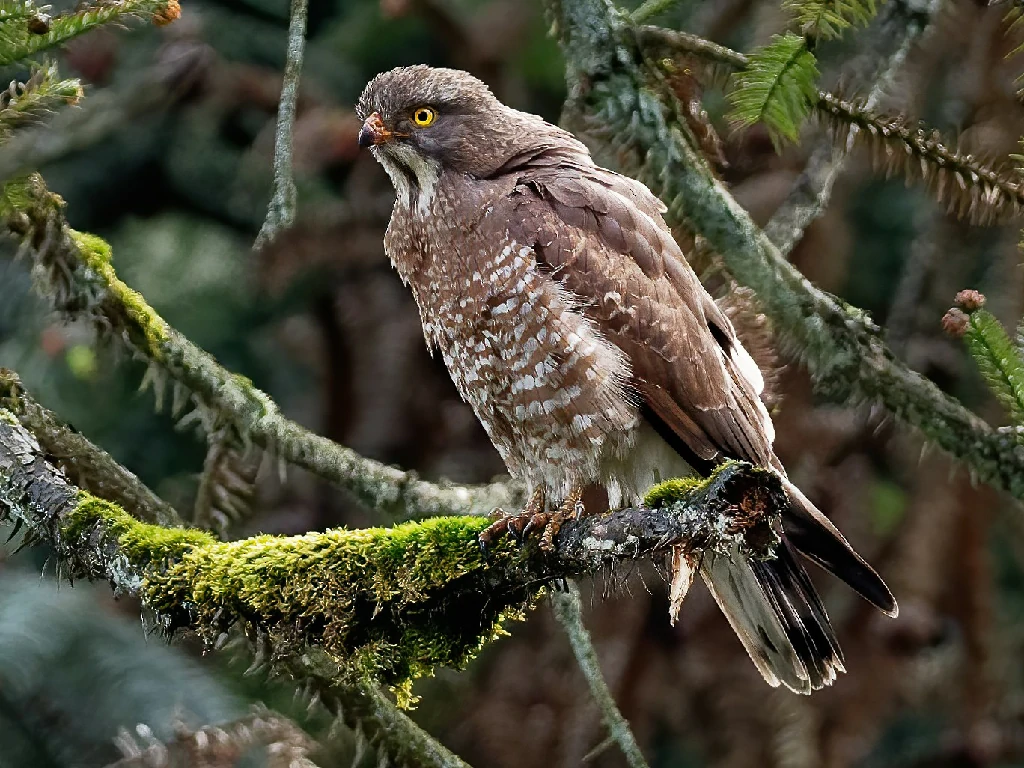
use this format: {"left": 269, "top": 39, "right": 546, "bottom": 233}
{"left": 3, "top": 407, "right": 777, "bottom": 708}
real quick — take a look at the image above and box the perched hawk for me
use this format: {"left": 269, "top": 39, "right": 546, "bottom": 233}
{"left": 357, "top": 66, "right": 896, "bottom": 693}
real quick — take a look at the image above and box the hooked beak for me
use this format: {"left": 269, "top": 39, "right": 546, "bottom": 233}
{"left": 358, "top": 112, "right": 391, "bottom": 148}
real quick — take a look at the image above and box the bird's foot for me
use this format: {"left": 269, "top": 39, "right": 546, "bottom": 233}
{"left": 539, "top": 487, "right": 584, "bottom": 552}
{"left": 478, "top": 487, "right": 586, "bottom": 553}
{"left": 478, "top": 488, "right": 546, "bottom": 551}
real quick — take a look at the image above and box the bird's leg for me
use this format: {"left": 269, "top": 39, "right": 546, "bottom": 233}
{"left": 540, "top": 486, "right": 584, "bottom": 552}
{"left": 478, "top": 487, "right": 546, "bottom": 550}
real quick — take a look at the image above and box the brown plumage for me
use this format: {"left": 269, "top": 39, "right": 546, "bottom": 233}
{"left": 357, "top": 65, "right": 897, "bottom": 694}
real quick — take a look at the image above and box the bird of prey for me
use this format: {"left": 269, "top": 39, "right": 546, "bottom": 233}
{"left": 356, "top": 65, "right": 897, "bottom": 693}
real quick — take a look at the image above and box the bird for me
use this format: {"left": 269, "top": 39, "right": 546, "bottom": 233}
{"left": 356, "top": 65, "right": 897, "bottom": 694}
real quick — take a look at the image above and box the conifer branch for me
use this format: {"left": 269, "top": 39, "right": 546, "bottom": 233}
{"left": 762, "top": 0, "right": 935, "bottom": 255}
{"left": 555, "top": 0, "right": 1024, "bottom": 498}
{"left": 817, "top": 93, "right": 1024, "bottom": 226}
{"left": 0, "top": 0, "right": 179, "bottom": 67}
{"left": 0, "top": 174, "right": 522, "bottom": 520}
{"left": 254, "top": 0, "right": 307, "bottom": 251}
{"left": 0, "top": 61, "right": 81, "bottom": 138}
{"left": 943, "top": 291, "right": 1024, "bottom": 427}
{"left": 726, "top": 32, "right": 819, "bottom": 147}
{"left": 551, "top": 583, "right": 650, "bottom": 768}
{"left": 784, "top": 0, "right": 882, "bottom": 40}
{"left": 0, "top": 368, "right": 179, "bottom": 526}
{"left": 108, "top": 707, "right": 321, "bottom": 768}
{"left": 637, "top": 14, "right": 1024, "bottom": 231}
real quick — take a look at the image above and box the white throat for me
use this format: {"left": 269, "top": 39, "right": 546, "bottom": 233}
{"left": 375, "top": 145, "right": 441, "bottom": 217}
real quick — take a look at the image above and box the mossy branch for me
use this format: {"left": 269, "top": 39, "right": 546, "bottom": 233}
{"left": 0, "top": 384, "right": 470, "bottom": 768}
{"left": 553, "top": 0, "right": 1024, "bottom": 498}
{"left": 0, "top": 406, "right": 782, "bottom": 712}
{"left": 0, "top": 0, "right": 180, "bottom": 67}
{"left": 0, "top": 173, "right": 522, "bottom": 520}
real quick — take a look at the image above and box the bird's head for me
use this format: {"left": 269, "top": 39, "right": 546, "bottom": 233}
{"left": 356, "top": 65, "right": 552, "bottom": 187}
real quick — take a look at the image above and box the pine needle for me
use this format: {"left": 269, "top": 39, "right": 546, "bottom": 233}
{"left": 727, "top": 32, "right": 819, "bottom": 147}
{"left": 784, "top": 0, "right": 882, "bottom": 40}
{"left": 963, "top": 308, "right": 1024, "bottom": 425}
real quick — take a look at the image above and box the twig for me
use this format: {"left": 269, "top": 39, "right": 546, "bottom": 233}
{"left": 551, "top": 0, "right": 1024, "bottom": 499}
{"left": 0, "top": 173, "right": 523, "bottom": 520}
{"left": 630, "top": 0, "right": 679, "bottom": 24}
{"left": 762, "top": 0, "right": 943, "bottom": 256}
{"left": 254, "top": 0, "right": 307, "bottom": 250}
{"left": 550, "top": 583, "right": 650, "bottom": 768}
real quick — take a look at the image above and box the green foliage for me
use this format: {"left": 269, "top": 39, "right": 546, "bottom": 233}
{"left": 0, "top": 0, "right": 176, "bottom": 67}
{"left": 727, "top": 32, "right": 819, "bottom": 147}
{"left": 784, "top": 0, "right": 882, "bottom": 40}
{"left": 0, "top": 61, "right": 81, "bottom": 139}
{"left": 963, "top": 309, "right": 1024, "bottom": 425}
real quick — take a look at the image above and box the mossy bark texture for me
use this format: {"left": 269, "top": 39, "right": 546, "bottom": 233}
{"left": 0, "top": 406, "right": 780, "bottom": 707}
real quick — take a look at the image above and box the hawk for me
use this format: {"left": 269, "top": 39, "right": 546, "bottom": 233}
{"left": 356, "top": 65, "right": 896, "bottom": 693}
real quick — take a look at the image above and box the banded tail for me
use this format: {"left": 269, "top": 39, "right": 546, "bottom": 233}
{"left": 700, "top": 477, "right": 897, "bottom": 694}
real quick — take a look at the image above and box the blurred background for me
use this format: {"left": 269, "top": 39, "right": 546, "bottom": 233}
{"left": 2, "top": 0, "right": 1024, "bottom": 765}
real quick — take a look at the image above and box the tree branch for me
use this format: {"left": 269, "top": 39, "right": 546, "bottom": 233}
{"left": 551, "top": 583, "right": 650, "bottom": 768}
{"left": 0, "top": 403, "right": 782, "bottom": 711}
{"left": 0, "top": 174, "right": 522, "bottom": 520}
{"left": 636, "top": 23, "right": 1024, "bottom": 227}
{"left": 551, "top": 0, "right": 1024, "bottom": 499}
{"left": 254, "top": 0, "right": 308, "bottom": 251}
{"left": 761, "top": 0, "right": 941, "bottom": 255}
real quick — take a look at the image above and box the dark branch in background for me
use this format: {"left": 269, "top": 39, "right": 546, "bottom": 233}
{"left": 551, "top": 584, "right": 650, "bottom": 768}
{"left": 254, "top": 0, "right": 308, "bottom": 250}
{"left": 0, "top": 40, "right": 213, "bottom": 185}
{"left": 636, "top": 23, "right": 1024, "bottom": 228}
{"left": 0, "top": 400, "right": 780, "bottom": 766}
{"left": 551, "top": 0, "right": 1024, "bottom": 499}
{"left": 0, "top": 174, "right": 522, "bottom": 520}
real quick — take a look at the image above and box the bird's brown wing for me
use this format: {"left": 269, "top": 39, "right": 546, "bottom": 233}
{"left": 502, "top": 160, "right": 896, "bottom": 620}
{"left": 504, "top": 160, "right": 775, "bottom": 470}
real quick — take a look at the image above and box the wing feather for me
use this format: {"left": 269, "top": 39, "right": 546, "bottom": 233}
{"left": 506, "top": 164, "right": 773, "bottom": 468}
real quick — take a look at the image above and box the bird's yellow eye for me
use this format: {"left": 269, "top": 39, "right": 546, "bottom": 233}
{"left": 412, "top": 106, "right": 437, "bottom": 127}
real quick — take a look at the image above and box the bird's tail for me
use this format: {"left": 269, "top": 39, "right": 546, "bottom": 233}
{"left": 699, "top": 479, "right": 897, "bottom": 693}
{"left": 700, "top": 539, "right": 844, "bottom": 693}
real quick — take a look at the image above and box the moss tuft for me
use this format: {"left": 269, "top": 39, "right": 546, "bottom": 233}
{"left": 65, "top": 491, "right": 216, "bottom": 564}
{"left": 69, "top": 228, "right": 170, "bottom": 355}
{"left": 144, "top": 515, "right": 539, "bottom": 704}
{"left": 643, "top": 476, "right": 705, "bottom": 508}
